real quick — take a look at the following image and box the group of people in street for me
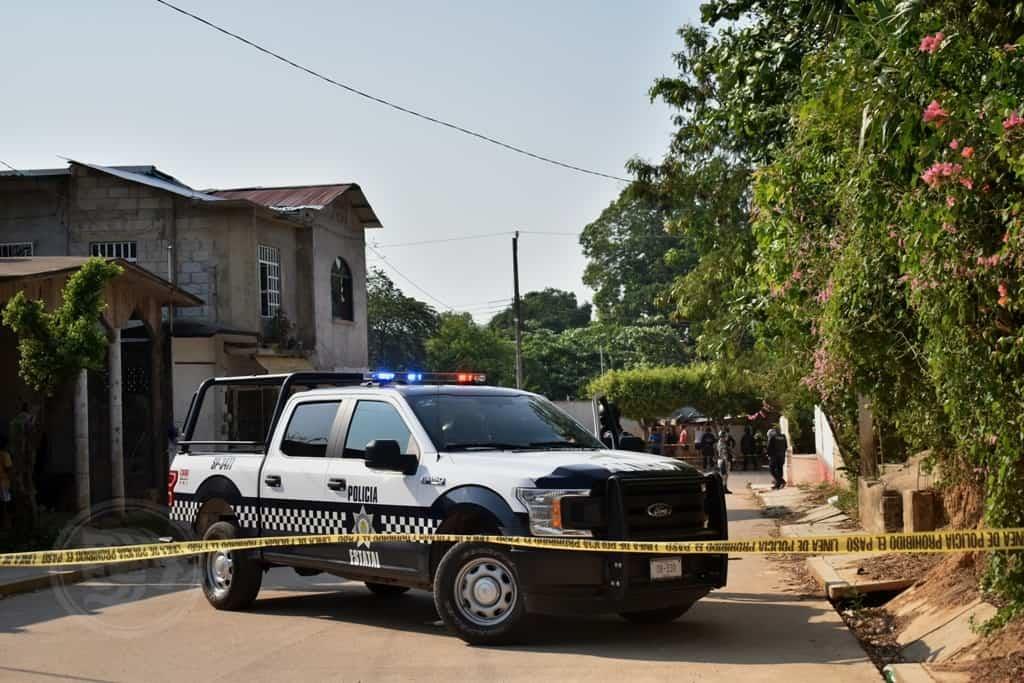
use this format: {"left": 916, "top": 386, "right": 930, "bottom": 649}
{"left": 646, "top": 419, "right": 791, "bottom": 493}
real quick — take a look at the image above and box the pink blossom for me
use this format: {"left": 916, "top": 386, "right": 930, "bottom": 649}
{"left": 959, "top": 177, "right": 974, "bottom": 190}
{"left": 791, "top": 269, "right": 803, "bottom": 281}
{"left": 919, "top": 32, "right": 945, "bottom": 54}
{"left": 961, "top": 146, "right": 975, "bottom": 158}
{"left": 998, "top": 281, "right": 1009, "bottom": 306}
{"left": 1003, "top": 111, "right": 1024, "bottom": 130}
{"left": 947, "top": 196, "right": 956, "bottom": 207}
{"left": 987, "top": 435, "right": 998, "bottom": 446}
{"left": 888, "top": 230, "right": 899, "bottom": 239}
{"left": 816, "top": 280, "right": 834, "bottom": 304}
{"left": 949, "top": 139, "right": 960, "bottom": 150}
{"left": 923, "top": 100, "right": 949, "bottom": 126}
{"left": 1003, "top": 231, "right": 1010, "bottom": 243}
{"left": 982, "top": 182, "right": 991, "bottom": 193}
{"left": 921, "top": 161, "right": 962, "bottom": 188}
{"left": 942, "top": 222, "right": 957, "bottom": 234}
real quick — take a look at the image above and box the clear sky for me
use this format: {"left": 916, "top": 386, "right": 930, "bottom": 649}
{"left": 1, "top": 0, "right": 698, "bottom": 321}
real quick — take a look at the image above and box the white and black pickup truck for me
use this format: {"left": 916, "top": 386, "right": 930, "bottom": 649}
{"left": 169, "top": 372, "right": 728, "bottom": 644}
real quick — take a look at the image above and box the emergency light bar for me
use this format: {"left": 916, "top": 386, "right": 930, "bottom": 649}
{"left": 368, "top": 371, "right": 487, "bottom": 385}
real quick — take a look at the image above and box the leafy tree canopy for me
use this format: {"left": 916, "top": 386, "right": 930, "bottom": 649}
{"left": 488, "top": 288, "right": 591, "bottom": 336}
{"left": 367, "top": 268, "right": 439, "bottom": 370}
{"left": 587, "top": 365, "right": 761, "bottom": 424}
{"left": 2, "top": 258, "right": 123, "bottom": 396}
{"left": 426, "top": 312, "right": 514, "bottom": 386}
{"left": 579, "top": 192, "right": 695, "bottom": 323}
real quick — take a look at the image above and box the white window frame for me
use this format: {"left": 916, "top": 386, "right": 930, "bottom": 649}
{"left": 90, "top": 240, "right": 137, "bottom": 262}
{"left": 258, "top": 244, "right": 281, "bottom": 319}
{"left": 0, "top": 242, "right": 34, "bottom": 257}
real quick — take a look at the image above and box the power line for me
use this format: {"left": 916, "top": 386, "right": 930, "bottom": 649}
{"left": 372, "top": 232, "right": 511, "bottom": 248}
{"left": 0, "top": 159, "right": 20, "bottom": 174}
{"left": 366, "top": 244, "right": 453, "bottom": 311}
{"left": 153, "top": 0, "right": 631, "bottom": 183}
{"left": 519, "top": 230, "right": 581, "bottom": 237}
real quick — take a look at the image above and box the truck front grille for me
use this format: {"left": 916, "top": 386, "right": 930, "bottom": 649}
{"left": 602, "top": 473, "right": 725, "bottom": 541}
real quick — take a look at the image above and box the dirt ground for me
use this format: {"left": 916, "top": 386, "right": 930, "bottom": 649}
{"left": 852, "top": 552, "right": 943, "bottom": 583}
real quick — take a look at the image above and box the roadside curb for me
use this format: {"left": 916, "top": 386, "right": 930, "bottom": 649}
{"left": 883, "top": 663, "right": 969, "bottom": 683}
{"left": 0, "top": 559, "right": 161, "bottom": 599}
{"left": 805, "top": 556, "right": 917, "bottom": 601}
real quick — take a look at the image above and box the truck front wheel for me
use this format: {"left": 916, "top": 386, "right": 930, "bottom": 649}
{"left": 201, "top": 521, "right": 262, "bottom": 610}
{"left": 433, "top": 542, "right": 528, "bottom": 645}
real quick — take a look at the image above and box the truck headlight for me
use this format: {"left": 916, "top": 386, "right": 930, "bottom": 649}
{"left": 515, "top": 488, "right": 593, "bottom": 537}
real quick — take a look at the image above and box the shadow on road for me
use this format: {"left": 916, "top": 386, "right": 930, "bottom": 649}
{"left": 247, "top": 585, "right": 862, "bottom": 666}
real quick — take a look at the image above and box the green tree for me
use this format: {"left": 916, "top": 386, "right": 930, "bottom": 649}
{"left": 488, "top": 288, "right": 591, "bottom": 336}
{"left": 3, "top": 258, "right": 123, "bottom": 395}
{"left": 367, "top": 268, "right": 439, "bottom": 370}
{"left": 587, "top": 365, "right": 760, "bottom": 424}
{"left": 426, "top": 313, "right": 514, "bottom": 385}
{"left": 579, "top": 193, "right": 693, "bottom": 322}
{"left": 2, "top": 257, "right": 123, "bottom": 527}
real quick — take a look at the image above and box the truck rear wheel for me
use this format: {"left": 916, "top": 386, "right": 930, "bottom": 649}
{"left": 365, "top": 582, "right": 410, "bottom": 597}
{"left": 201, "top": 521, "right": 262, "bottom": 611}
{"left": 618, "top": 602, "right": 694, "bottom": 624}
{"left": 433, "top": 542, "right": 527, "bottom": 645}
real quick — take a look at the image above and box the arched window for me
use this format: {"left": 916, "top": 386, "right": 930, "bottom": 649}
{"left": 331, "top": 257, "right": 354, "bottom": 321}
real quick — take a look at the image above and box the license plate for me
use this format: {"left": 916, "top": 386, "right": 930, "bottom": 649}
{"left": 649, "top": 557, "right": 683, "bottom": 581}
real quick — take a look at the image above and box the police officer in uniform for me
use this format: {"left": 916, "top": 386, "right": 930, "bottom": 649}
{"left": 766, "top": 424, "right": 788, "bottom": 489}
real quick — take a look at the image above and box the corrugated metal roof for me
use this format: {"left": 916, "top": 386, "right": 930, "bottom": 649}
{"left": 207, "top": 184, "right": 355, "bottom": 210}
{"left": 68, "top": 160, "right": 226, "bottom": 203}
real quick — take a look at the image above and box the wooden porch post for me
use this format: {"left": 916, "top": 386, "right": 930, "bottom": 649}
{"left": 109, "top": 327, "right": 125, "bottom": 515}
{"left": 858, "top": 394, "right": 877, "bottom": 479}
{"left": 74, "top": 368, "right": 90, "bottom": 513}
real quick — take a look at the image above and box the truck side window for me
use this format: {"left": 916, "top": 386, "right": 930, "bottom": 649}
{"left": 343, "top": 401, "right": 414, "bottom": 459}
{"left": 280, "top": 401, "right": 341, "bottom": 458}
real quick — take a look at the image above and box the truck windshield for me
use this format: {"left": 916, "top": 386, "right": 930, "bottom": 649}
{"left": 408, "top": 394, "right": 604, "bottom": 452}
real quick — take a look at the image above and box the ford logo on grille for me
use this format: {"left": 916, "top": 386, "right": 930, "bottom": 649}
{"left": 647, "top": 502, "right": 673, "bottom": 518}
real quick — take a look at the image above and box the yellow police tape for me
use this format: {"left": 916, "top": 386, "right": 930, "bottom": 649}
{"left": 2, "top": 528, "right": 1024, "bottom": 568}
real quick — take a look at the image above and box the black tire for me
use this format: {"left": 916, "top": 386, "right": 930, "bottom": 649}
{"left": 433, "top": 542, "right": 528, "bottom": 645}
{"left": 365, "top": 582, "right": 410, "bottom": 597}
{"left": 201, "top": 521, "right": 262, "bottom": 611}
{"left": 618, "top": 602, "right": 694, "bottom": 624}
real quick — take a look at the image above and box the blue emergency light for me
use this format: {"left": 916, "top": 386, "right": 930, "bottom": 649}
{"left": 368, "top": 371, "right": 486, "bottom": 385}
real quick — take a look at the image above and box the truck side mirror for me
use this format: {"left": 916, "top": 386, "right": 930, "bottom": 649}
{"left": 365, "top": 439, "right": 417, "bottom": 475}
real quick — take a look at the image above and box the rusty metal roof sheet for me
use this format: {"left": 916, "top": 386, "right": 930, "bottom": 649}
{"left": 207, "top": 184, "right": 382, "bottom": 228}
{"left": 207, "top": 184, "right": 354, "bottom": 210}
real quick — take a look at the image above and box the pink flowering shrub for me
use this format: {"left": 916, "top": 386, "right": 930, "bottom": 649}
{"left": 919, "top": 32, "right": 944, "bottom": 54}
{"left": 923, "top": 100, "right": 949, "bottom": 125}
{"left": 920, "top": 161, "right": 962, "bottom": 188}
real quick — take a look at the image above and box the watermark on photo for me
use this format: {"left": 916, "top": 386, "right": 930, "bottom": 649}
{"left": 50, "top": 499, "right": 201, "bottom": 638}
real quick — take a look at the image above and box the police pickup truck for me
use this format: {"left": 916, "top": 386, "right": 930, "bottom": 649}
{"left": 169, "top": 372, "right": 727, "bottom": 644}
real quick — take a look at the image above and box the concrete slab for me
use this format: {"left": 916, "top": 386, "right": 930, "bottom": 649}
{"left": 804, "top": 555, "right": 915, "bottom": 600}
{"left": 796, "top": 504, "right": 847, "bottom": 524}
{"left": 884, "top": 663, "right": 970, "bottom": 683}
{"left": 899, "top": 600, "right": 997, "bottom": 663}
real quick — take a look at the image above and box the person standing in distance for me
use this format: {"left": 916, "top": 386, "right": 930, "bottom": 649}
{"left": 766, "top": 424, "right": 789, "bottom": 489}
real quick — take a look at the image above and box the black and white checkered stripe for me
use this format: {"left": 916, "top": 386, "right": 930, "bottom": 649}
{"left": 260, "top": 506, "right": 348, "bottom": 535}
{"left": 169, "top": 498, "right": 200, "bottom": 524}
{"left": 379, "top": 514, "right": 440, "bottom": 537}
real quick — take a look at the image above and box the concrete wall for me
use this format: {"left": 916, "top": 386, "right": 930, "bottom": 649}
{"left": 0, "top": 175, "right": 70, "bottom": 255}
{"left": 308, "top": 199, "right": 368, "bottom": 371}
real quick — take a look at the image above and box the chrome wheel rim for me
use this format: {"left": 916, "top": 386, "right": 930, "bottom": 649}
{"left": 454, "top": 557, "right": 517, "bottom": 627}
{"left": 205, "top": 550, "right": 233, "bottom": 598}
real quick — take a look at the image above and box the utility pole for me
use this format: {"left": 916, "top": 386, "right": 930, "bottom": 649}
{"left": 512, "top": 230, "right": 523, "bottom": 389}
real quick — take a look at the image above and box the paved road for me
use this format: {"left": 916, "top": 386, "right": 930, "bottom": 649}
{"left": 0, "top": 472, "right": 878, "bottom": 682}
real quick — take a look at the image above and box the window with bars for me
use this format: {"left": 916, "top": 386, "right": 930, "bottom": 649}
{"left": 258, "top": 244, "right": 281, "bottom": 319}
{"left": 90, "top": 241, "right": 137, "bottom": 261}
{"left": 0, "top": 242, "right": 34, "bottom": 257}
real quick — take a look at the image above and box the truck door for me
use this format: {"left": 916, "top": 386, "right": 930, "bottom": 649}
{"left": 324, "top": 398, "right": 439, "bottom": 581}
{"left": 259, "top": 398, "right": 347, "bottom": 560}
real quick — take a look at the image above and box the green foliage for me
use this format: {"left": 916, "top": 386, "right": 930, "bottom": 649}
{"left": 488, "top": 288, "right": 591, "bottom": 336}
{"left": 642, "top": 0, "right": 1024, "bottom": 613}
{"left": 579, "top": 193, "right": 693, "bottom": 322}
{"left": 587, "top": 364, "right": 760, "bottom": 423}
{"left": 2, "top": 258, "right": 123, "bottom": 395}
{"left": 426, "top": 312, "right": 514, "bottom": 386}
{"left": 367, "top": 268, "right": 439, "bottom": 370}
{"left": 520, "top": 322, "right": 692, "bottom": 399}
